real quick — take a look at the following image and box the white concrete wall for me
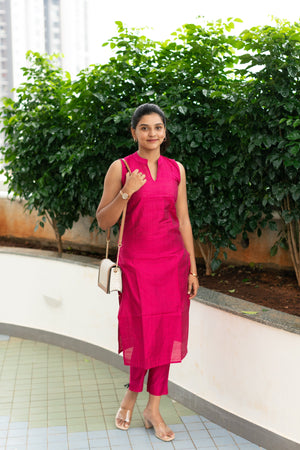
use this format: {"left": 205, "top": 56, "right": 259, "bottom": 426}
{"left": 172, "top": 301, "right": 300, "bottom": 444}
{"left": 0, "top": 253, "right": 119, "bottom": 352}
{"left": 0, "top": 252, "right": 299, "bottom": 444}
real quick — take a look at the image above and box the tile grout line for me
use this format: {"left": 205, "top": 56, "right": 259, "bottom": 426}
{"left": 203, "top": 417, "right": 232, "bottom": 449}
{"left": 88, "top": 355, "right": 107, "bottom": 445}
{"left": 0, "top": 338, "right": 10, "bottom": 449}
{"left": 101, "top": 361, "right": 115, "bottom": 447}
{"left": 7, "top": 337, "right": 23, "bottom": 448}
{"left": 57, "top": 348, "right": 67, "bottom": 431}
{"left": 184, "top": 416, "right": 213, "bottom": 450}
{"left": 25, "top": 339, "right": 34, "bottom": 448}
{"left": 65, "top": 349, "right": 81, "bottom": 444}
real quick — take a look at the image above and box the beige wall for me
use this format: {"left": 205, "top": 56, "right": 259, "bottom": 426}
{"left": 0, "top": 194, "right": 293, "bottom": 269}
{"left": 0, "top": 195, "right": 118, "bottom": 253}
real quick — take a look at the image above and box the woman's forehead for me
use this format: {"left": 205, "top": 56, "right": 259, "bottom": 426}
{"left": 137, "top": 113, "right": 164, "bottom": 126}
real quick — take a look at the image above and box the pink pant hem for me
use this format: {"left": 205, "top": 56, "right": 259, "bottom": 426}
{"left": 129, "top": 364, "right": 170, "bottom": 396}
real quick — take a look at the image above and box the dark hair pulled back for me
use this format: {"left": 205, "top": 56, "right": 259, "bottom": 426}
{"left": 131, "top": 103, "right": 170, "bottom": 153}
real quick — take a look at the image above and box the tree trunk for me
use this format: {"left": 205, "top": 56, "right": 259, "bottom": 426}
{"left": 45, "top": 212, "right": 63, "bottom": 255}
{"left": 52, "top": 218, "right": 63, "bottom": 255}
{"left": 197, "top": 239, "right": 215, "bottom": 276}
{"left": 286, "top": 218, "right": 300, "bottom": 287}
{"left": 282, "top": 197, "right": 300, "bottom": 287}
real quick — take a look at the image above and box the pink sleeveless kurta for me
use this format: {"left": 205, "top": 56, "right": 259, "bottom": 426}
{"left": 118, "top": 152, "right": 190, "bottom": 369}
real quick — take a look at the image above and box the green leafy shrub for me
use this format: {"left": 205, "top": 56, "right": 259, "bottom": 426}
{"left": 1, "top": 18, "right": 300, "bottom": 286}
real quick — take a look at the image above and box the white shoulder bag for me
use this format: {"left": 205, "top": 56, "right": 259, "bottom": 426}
{"left": 97, "top": 159, "right": 131, "bottom": 294}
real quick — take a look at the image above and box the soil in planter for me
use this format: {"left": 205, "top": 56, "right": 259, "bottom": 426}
{"left": 1, "top": 237, "right": 300, "bottom": 317}
{"left": 197, "top": 262, "right": 300, "bottom": 317}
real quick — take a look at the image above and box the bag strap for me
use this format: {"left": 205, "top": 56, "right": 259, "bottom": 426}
{"left": 106, "top": 158, "right": 131, "bottom": 265}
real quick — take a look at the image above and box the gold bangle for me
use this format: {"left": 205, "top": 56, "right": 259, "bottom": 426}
{"left": 189, "top": 272, "right": 198, "bottom": 278}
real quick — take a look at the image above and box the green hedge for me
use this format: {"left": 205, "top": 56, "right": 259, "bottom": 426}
{"left": 1, "top": 18, "right": 300, "bottom": 281}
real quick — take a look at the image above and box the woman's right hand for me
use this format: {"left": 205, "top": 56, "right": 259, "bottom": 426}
{"left": 96, "top": 162, "right": 146, "bottom": 230}
{"left": 123, "top": 169, "right": 147, "bottom": 196}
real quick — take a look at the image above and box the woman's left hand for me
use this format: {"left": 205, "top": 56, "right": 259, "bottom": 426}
{"left": 188, "top": 274, "right": 199, "bottom": 299}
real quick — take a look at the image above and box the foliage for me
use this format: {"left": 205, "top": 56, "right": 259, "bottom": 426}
{"left": 1, "top": 19, "right": 300, "bottom": 283}
{"left": 150, "top": 20, "right": 247, "bottom": 274}
{"left": 69, "top": 19, "right": 250, "bottom": 274}
{"left": 231, "top": 19, "right": 300, "bottom": 284}
{"left": 0, "top": 52, "right": 77, "bottom": 253}
{"left": 65, "top": 23, "right": 160, "bottom": 232}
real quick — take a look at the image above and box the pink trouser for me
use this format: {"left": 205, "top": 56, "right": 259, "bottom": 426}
{"left": 129, "top": 364, "right": 170, "bottom": 396}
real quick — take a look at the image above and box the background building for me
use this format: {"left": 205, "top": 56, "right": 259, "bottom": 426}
{"left": 0, "top": 0, "right": 13, "bottom": 99}
{"left": 0, "top": 0, "right": 93, "bottom": 101}
{"left": 0, "top": 0, "right": 90, "bottom": 187}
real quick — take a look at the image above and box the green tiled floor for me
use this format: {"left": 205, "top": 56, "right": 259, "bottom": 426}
{"left": 0, "top": 335, "right": 264, "bottom": 449}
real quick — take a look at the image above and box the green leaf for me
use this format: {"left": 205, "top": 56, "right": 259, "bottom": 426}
{"left": 287, "top": 131, "right": 300, "bottom": 141}
{"left": 211, "top": 258, "right": 222, "bottom": 272}
{"left": 178, "top": 106, "right": 188, "bottom": 115}
{"left": 290, "top": 185, "right": 300, "bottom": 201}
{"left": 270, "top": 245, "right": 278, "bottom": 257}
{"left": 115, "top": 21, "right": 123, "bottom": 29}
{"left": 269, "top": 221, "right": 277, "bottom": 231}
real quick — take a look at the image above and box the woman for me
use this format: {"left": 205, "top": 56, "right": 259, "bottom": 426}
{"left": 96, "top": 103, "right": 199, "bottom": 442}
